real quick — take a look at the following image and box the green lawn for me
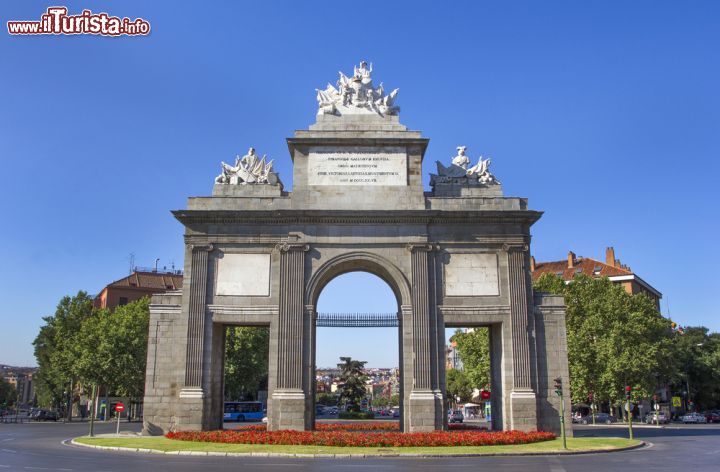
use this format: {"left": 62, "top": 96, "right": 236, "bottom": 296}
{"left": 74, "top": 436, "right": 640, "bottom": 456}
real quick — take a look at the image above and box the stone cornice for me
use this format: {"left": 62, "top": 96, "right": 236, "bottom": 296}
{"left": 172, "top": 209, "right": 543, "bottom": 227}
{"left": 287, "top": 136, "right": 430, "bottom": 156}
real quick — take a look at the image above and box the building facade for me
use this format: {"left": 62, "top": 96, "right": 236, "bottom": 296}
{"left": 531, "top": 247, "right": 662, "bottom": 309}
{"left": 94, "top": 269, "right": 184, "bottom": 310}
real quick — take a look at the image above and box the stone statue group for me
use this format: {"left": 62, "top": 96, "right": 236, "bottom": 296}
{"left": 316, "top": 61, "right": 400, "bottom": 116}
{"left": 433, "top": 146, "right": 500, "bottom": 185}
{"left": 215, "top": 147, "right": 279, "bottom": 185}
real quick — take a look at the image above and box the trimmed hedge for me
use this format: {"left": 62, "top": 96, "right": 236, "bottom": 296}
{"left": 338, "top": 411, "right": 375, "bottom": 420}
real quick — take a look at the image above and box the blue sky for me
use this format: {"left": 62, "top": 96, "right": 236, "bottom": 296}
{"left": 1, "top": 1, "right": 719, "bottom": 367}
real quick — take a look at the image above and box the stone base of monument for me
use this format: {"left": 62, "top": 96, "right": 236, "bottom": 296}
{"left": 406, "top": 389, "right": 445, "bottom": 432}
{"left": 268, "top": 389, "right": 309, "bottom": 431}
{"left": 509, "top": 390, "right": 539, "bottom": 432}
{"left": 432, "top": 181, "right": 504, "bottom": 198}
{"left": 212, "top": 182, "right": 284, "bottom": 197}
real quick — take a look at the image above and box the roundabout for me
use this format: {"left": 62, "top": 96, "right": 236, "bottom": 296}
{"left": 70, "top": 434, "right": 642, "bottom": 458}
{"left": 1, "top": 421, "right": 719, "bottom": 471}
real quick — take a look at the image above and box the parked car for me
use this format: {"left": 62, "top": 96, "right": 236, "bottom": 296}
{"left": 579, "top": 412, "right": 617, "bottom": 424}
{"left": 32, "top": 409, "right": 58, "bottom": 421}
{"left": 644, "top": 411, "right": 670, "bottom": 424}
{"left": 681, "top": 412, "right": 708, "bottom": 424}
{"left": 391, "top": 407, "right": 400, "bottom": 418}
{"left": 448, "top": 410, "right": 464, "bottom": 423}
{"left": 704, "top": 411, "right": 720, "bottom": 423}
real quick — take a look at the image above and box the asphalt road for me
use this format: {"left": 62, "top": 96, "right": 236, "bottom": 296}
{"left": 1, "top": 421, "right": 719, "bottom": 472}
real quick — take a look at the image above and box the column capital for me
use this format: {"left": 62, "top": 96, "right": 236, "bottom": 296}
{"left": 406, "top": 242, "right": 440, "bottom": 253}
{"left": 188, "top": 243, "right": 214, "bottom": 253}
{"left": 276, "top": 243, "right": 310, "bottom": 253}
{"left": 502, "top": 243, "right": 529, "bottom": 253}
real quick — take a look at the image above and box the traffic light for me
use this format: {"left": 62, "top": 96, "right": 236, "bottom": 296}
{"left": 625, "top": 385, "right": 632, "bottom": 400}
{"left": 554, "top": 377, "right": 563, "bottom": 396}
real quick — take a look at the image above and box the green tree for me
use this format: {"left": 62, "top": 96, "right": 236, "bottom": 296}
{"left": 316, "top": 392, "right": 337, "bottom": 405}
{"left": 337, "top": 357, "right": 368, "bottom": 412}
{"left": 224, "top": 327, "right": 269, "bottom": 401}
{"left": 534, "top": 274, "right": 674, "bottom": 409}
{"left": 373, "top": 395, "right": 389, "bottom": 408}
{"left": 98, "top": 298, "right": 150, "bottom": 398}
{"left": 451, "top": 328, "right": 491, "bottom": 391}
{"left": 670, "top": 326, "right": 720, "bottom": 410}
{"left": 34, "top": 294, "right": 152, "bottom": 416}
{"left": 446, "top": 368, "right": 473, "bottom": 404}
{"left": 0, "top": 378, "right": 16, "bottom": 408}
{"left": 372, "top": 393, "right": 399, "bottom": 408}
{"left": 33, "top": 292, "right": 95, "bottom": 411}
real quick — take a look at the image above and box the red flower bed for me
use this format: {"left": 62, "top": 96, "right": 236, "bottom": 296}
{"left": 316, "top": 422, "right": 400, "bottom": 431}
{"left": 231, "top": 422, "right": 400, "bottom": 432}
{"left": 448, "top": 423, "right": 489, "bottom": 431}
{"left": 166, "top": 429, "right": 555, "bottom": 448}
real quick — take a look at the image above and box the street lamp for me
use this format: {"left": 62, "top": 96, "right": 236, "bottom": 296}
{"left": 686, "top": 343, "right": 705, "bottom": 412}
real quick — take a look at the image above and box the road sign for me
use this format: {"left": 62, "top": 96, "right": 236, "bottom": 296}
{"left": 654, "top": 403, "right": 660, "bottom": 411}
{"left": 624, "top": 402, "right": 633, "bottom": 412}
{"left": 480, "top": 390, "right": 491, "bottom": 400}
{"left": 115, "top": 402, "right": 125, "bottom": 412}
{"left": 672, "top": 396, "right": 682, "bottom": 407}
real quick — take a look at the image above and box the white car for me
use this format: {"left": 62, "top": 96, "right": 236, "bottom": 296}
{"left": 681, "top": 412, "right": 707, "bottom": 424}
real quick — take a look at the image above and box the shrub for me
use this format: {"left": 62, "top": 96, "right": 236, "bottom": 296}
{"left": 338, "top": 410, "right": 375, "bottom": 420}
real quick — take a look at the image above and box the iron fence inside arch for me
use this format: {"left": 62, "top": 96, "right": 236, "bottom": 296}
{"left": 315, "top": 312, "right": 399, "bottom": 327}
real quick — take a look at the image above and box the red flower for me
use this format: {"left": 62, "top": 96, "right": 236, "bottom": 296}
{"left": 166, "top": 427, "right": 555, "bottom": 448}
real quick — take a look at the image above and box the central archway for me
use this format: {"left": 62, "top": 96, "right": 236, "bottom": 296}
{"left": 306, "top": 252, "right": 412, "bottom": 430}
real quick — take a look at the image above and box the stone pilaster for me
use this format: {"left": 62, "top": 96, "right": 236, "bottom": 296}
{"left": 269, "top": 243, "right": 310, "bottom": 431}
{"left": 505, "top": 243, "right": 538, "bottom": 431}
{"left": 180, "top": 243, "right": 213, "bottom": 399}
{"left": 407, "top": 243, "right": 444, "bottom": 431}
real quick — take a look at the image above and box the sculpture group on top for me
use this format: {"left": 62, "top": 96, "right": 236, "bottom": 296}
{"left": 215, "top": 147, "right": 280, "bottom": 185}
{"left": 316, "top": 61, "right": 399, "bottom": 116}
{"left": 431, "top": 146, "right": 500, "bottom": 186}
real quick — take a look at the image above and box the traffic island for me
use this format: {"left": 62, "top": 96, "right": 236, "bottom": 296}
{"left": 71, "top": 435, "right": 643, "bottom": 457}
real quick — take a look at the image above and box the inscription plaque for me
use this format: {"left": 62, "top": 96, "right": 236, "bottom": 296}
{"left": 308, "top": 146, "right": 407, "bottom": 186}
{"left": 445, "top": 253, "right": 500, "bottom": 296}
{"left": 216, "top": 253, "right": 271, "bottom": 296}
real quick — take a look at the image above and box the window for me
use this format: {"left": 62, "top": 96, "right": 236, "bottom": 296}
{"left": 119, "top": 297, "right": 129, "bottom": 306}
{"left": 238, "top": 402, "right": 262, "bottom": 413}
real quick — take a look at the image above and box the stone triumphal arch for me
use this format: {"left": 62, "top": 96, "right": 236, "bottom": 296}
{"left": 142, "top": 62, "right": 572, "bottom": 435}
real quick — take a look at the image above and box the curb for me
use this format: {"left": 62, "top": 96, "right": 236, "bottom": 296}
{"left": 67, "top": 438, "right": 648, "bottom": 458}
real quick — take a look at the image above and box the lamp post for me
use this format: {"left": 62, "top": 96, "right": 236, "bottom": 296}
{"left": 88, "top": 384, "right": 97, "bottom": 437}
{"left": 625, "top": 385, "right": 633, "bottom": 440}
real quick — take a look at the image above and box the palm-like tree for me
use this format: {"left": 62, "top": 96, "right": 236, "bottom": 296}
{"left": 337, "top": 357, "right": 368, "bottom": 412}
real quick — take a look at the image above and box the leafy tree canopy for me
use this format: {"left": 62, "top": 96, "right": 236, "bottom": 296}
{"left": 451, "top": 328, "right": 491, "bottom": 391}
{"left": 534, "top": 274, "right": 675, "bottom": 405}
{"left": 224, "top": 326, "right": 269, "bottom": 401}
